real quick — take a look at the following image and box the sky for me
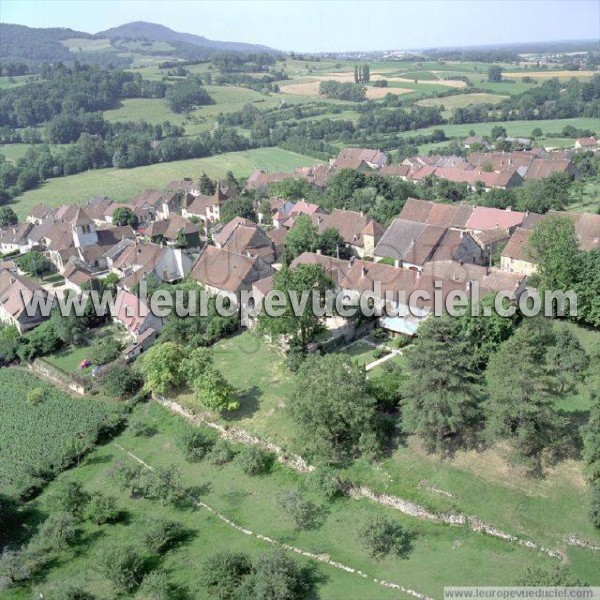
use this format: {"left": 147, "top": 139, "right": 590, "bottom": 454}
{"left": 1, "top": 0, "right": 599, "bottom": 53}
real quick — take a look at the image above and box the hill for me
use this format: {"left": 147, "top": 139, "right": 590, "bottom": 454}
{"left": 96, "top": 20, "right": 278, "bottom": 54}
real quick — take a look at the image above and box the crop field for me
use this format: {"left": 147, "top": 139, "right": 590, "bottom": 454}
{"left": 417, "top": 92, "right": 509, "bottom": 109}
{"left": 504, "top": 70, "right": 598, "bottom": 81}
{"left": 5, "top": 399, "right": 583, "bottom": 600}
{"left": 8, "top": 147, "right": 319, "bottom": 218}
{"left": 0, "top": 368, "right": 124, "bottom": 498}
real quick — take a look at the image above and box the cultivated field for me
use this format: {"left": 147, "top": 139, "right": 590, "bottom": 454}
{"left": 417, "top": 92, "right": 509, "bottom": 109}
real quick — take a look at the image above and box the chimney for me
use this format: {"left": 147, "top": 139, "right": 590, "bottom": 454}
{"left": 506, "top": 206, "right": 512, "bottom": 212}
{"left": 316, "top": 248, "right": 322, "bottom": 255}
{"left": 466, "top": 281, "right": 471, "bottom": 291}
{"left": 361, "top": 265, "right": 367, "bottom": 278}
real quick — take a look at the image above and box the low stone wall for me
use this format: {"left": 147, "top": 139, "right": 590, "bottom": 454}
{"left": 28, "top": 359, "right": 87, "bottom": 395}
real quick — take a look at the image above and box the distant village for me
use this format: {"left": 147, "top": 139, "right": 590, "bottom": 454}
{"left": 1, "top": 136, "right": 599, "bottom": 360}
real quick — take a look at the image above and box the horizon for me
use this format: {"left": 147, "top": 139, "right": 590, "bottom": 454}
{"left": 2, "top": 0, "right": 599, "bottom": 53}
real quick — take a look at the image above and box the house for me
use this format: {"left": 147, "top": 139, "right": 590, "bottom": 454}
{"left": 214, "top": 219, "right": 276, "bottom": 264}
{"left": 109, "top": 241, "right": 192, "bottom": 291}
{"left": 0, "top": 259, "right": 18, "bottom": 275}
{"left": 575, "top": 137, "right": 598, "bottom": 150}
{"left": 410, "top": 166, "right": 523, "bottom": 191}
{"left": 429, "top": 229, "right": 486, "bottom": 265}
{"left": 374, "top": 219, "right": 448, "bottom": 270}
{"left": 277, "top": 200, "right": 325, "bottom": 230}
{"left": 290, "top": 252, "right": 350, "bottom": 286}
{"left": 188, "top": 246, "right": 274, "bottom": 298}
{"left": 422, "top": 260, "right": 526, "bottom": 300}
{"left": 399, "top": 198, "right": 473, "bottom": 230}
{"left": 470, "top": 227, "right": 511, "bottom": 262}
{"left": 463, "top": 135, "right": 490, "bottom": 149}
{"left": 331, "top": 148, "right": 388, "bottom": 170}
{"left": 339, "top": 259, "right": 464, "bottom": 335}
{"left": 0, "top": 223, "right": 34, "bottom": 254}
{"left": 144, "top": 214, "right": 200, "bottom": 248}
{"left": 314, "top": 209, "right": 384, "bottom": 258}
{"left": 0, "top": 269, "right": 52, "bottom": 333}
{"left": 113, "top": 289, "right": 163, "bottom": 357}
{"left": 379, "top": 164, "right": 411, "bottom": 179}
{"left": 547, "top": 211, "right": 600, "bottom": 251}
{"left": 26, "top": 204, "right": 55, "bottom": 225}
{"left": 165, "top": 178, "right": 201, "bottom": 196}
{"left": 464, "top": 206, "right": 526, "bottom": 234}
{"left": 522, "top": 159, "right": 578, "bottom": 180}
{"left": 62, "top": 264, "right": 95, "bottom": 294}
{"left": 265, "top": 228, "right": 288, "bottom": 260}
{"left": 181, "top": 184, "right": 228, "bottom": 223}
{"left": 500, "top": 228, "right": 537, "bottom": 275}
{"left": 245, "top": 169, "right": 297, "bottom": 192}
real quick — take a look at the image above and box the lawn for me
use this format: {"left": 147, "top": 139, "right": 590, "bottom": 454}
{"left": 0, "top": 142, "right": 65, "bottom": 162}
{"left": 339, "top": 338, "right": 380, "bottom": 367}
{"left": 569, "top": 178, "right": 600, "bottom": 214}
{"left": 60, "top": 37, "right": 115, "bottom": 53}
{"left": 4, "top": 400, "right": 574, "bottom": 600}
{"left": 8, "top": 147, "right": 319, "bottom": 219}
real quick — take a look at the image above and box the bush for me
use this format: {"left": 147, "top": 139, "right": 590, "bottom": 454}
{"left": 108, "top": 461, "right": 144, "bottom": 494}
{"left": 85, "top": 492, "right": 121, "bottom": 525}
{"left": 372, "top": 347, "right": 391, "bottom": 360}
{"left": 143, "top": 519, "right": 186, "bottom": 554}
{"left": 234, "top": 446, "right": 273, "bottom": 476}
{"left": 357, "top": 514, "right": 413, "bottom": 559}
{"left": 97, "top": 544, "right": 147, "bottom": 593}
{"left": 26, "top": 387, "right": 44, "bottom": 405}
{"left": 33, "top": 512, "right": 77, "bottom": 551}
{"left": 47, "top": 481, "right": 90, "bottom": 518}
{"left": 177, "top": 427, "right": 214, "bottom": 462}
{"left": 198, "top": 551, "right": 253, "bottom": 600}
{"left": 207, "top": 438, "right": 236, "bottom": 465}
{"left": 137, "top": 570, "right": 174, "bottom": 600}
{"left": 277, "top": 490, "right": 321, "bottom": 530}
{"left": 35, "top": 584, "right": 97, "bottom": 600}
{"left": 130, "top": 419, "right": 156, "bottom": 438}
{"left": 305, "top": 467, "right": 344, "bottom": 500}
{"left": 589, "top": 484, "right": 600, "bottom": 530}
{"left": 102, "top": 364, "right": 144, "bottom": 398}
{"left": 88, "top": 337, "right": 121, "bottom": 365}
{"left": 138, "top": 465, "right": 185, "bottom": 506}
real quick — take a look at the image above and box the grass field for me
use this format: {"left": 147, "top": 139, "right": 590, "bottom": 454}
{"left": 60, "top": 37, "right": 114, "bottom": 52}
{"left": 8, "top": 148, "right": 319, "bottom": 218}
{"left": 5, "top": 399, "right": 579, "bottom": 600}
{"left": 173, "top": 327, "right": 600, "bottom": 560}
{"left": 569, "top": 179, "right": 600, "bottom": 214}
{"left": 0, "top": 142, "right": 64, "bottom": 162}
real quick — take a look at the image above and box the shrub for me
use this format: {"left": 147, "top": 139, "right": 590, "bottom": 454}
{"left": 35, "top": 584, "right": 97, "bottom": 600}
{"left": 137, "top": 570, "right": 174, "bottom": 600}
{"left": 97, "top": 544, "right": 147, "bottom": 593}
{"left": 305, "top": 467, "right": 344, "bottom": 500}
{"left": 88, "top": 337, "right": 121, "bottom": 365}
{"left": 198, "top": 551, "right": 252, "bottom": 600}
{"left": 130, "top": 419, "right": 156, "bottom": 438}
{"left": 589, "top": 484, "right": 600, "bottom": 530}
{"left": 234, "top": 446, "right": 273, "bottom": 476}
{"left": 85, "top": 492, "right": 121, "bottom": 525}
{"left": 372, "top": 347, "right": 391, "bottom": 360}
{"left": 33, "top": 512, "right": 77, "bottom": 551}
{"left": 143, "top": 519, "right": 186, "bottom": 554}
{"left": 26, "top": 387, "right": 44, "bottom": 405}
{"left": 108, "top": 461, "right": 144, "bottom": 495}
{"left": 207, "top": 439, "right": 236, "bottom": 465}
{"left": 138, "top": 465, "right": 185, "bottom": 506}
{"left": 47, "top": 481, "right": 90, "bottom": 518}
{"left": 277, "top": 490, "right": 321, "bottom": 530}
{"left": 102, "top": 364, "right": 144, "bottom": 398}
{"left": 177, "top": 427, "right": 214, "bottom": 462}
{"left": 357, "top": 514, "right": 413, "bottom": 559}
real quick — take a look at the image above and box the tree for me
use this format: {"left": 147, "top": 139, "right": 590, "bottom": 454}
{"left": 219, "top": 197, "right": 256, "bottom": 224}
{"left": 98, "top": 544, "right": 146, "bottom": 593}
{"left": 34, "top": 512, "right": 77, "bottom": 551}
{"left": 528, "top": 216, "right": 580, "bottom": 292}
{"left": 88, "top": 336, "right": 121, "bottom": 365}
{"left": 490, "top": 125, "right": 507, "bottom": 140}
{"left": 277, "top": 490, "right": 320, "bottom": 530}
{"left": 139, "top": 465, "right": 185, "bottom": 506}
{"left": 143, "top": 519, "right": 186, "bottom": 554}
{"left": 111, "top": 206, "right": 138, "bottom": 228}
{"left": 198, "top": 172, "right": 216, "bottom": 195}
{"left": 102, "top": 364, "right": 143, "bottom": 398}
{"left": 251, "top": 549, "right": 313, "bottom": 600}
{"left": 51, "top": 306, "right": 88, "bottom": 346}
{"left": 84, "top": 492, "right": 120, "bottom": 525}
{"left": 47, "top": 480, "right": 89, "bottom": 518}
{"left": 357, "top": 514, "right": 413, "bottom": 559}
{"left": 16, "top": 251, "right": 54, "bottom": 277}
{"left": 547, "top": 328, "right": 589, "bottom": 391}
{"left": 362, "top": 64, "right": 370, "bottom": 83}
{"left": 353, "top": 65, "right": 359, "bottom": 84}
{"left": 487, "top": 65, "right": 503, "bottom": 82}
{"left": 531, "top": 127, "right": 543, "bottom": 138}
{"left": 318, "top": 227, "right": 350, "bottom": 259}
{"left": 258, "top": 264, "right": 335, "bottom": 350}
{"left": 234, "top": 446, "right": 273, "bottom": 476}
{"left": 0, "top": 206, "right": 18, "bottom": 227}
{"left": 485, "top": 322, "right": 567, "bottom": 472}
{"left": 289, "top": 354, "right": 379, "bottom": 463}
{"left": 207, "top": 439, "right": 236, "bottom": 465}
{"left": 402, "top": 316, "right": 483, "bottom": 453}
{"left": 177, "top": 426, "right": 214, "bottom": 462}
{"left": 192, "top": 366, "right": 239, "bottom": 413}
{"left": 139, "top": 342, "right": 186, "bottom": 394}
{"left": 137, "top": 570, "right": 174, "bottom": 600}
{"left": 199, "top": 551, "right": 253, "bottom": 600}
{"left": 281, "top": 214, "right": 320, "bottom": 264}
{"left": 35, "top": 584, "right": 98, "bottom": 600}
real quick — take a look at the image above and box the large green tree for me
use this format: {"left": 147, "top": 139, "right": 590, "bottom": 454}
{"left": 258, "top": 264, "right": 335, "bottom": 350}
{"left": 402, "top": 316, "right": 483, "bottom": 453}
{"left": 281, "top": 215, "right": 320, "bottom": 264}
{"left": 485, "top": 321, "right": 567, "bottom": 472}
{"left": 289, "top": 354, "right": 379, "bottom": 463}
{"left": 139, "top": 342, "right": 186, "bottom": 394}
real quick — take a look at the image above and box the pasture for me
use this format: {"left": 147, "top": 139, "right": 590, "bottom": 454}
{"left": 60, "top": 37, "right": 114, "bottom": 53}
{"left": 417, "top": 92, "right": 509, "bottom": 109}
{"left": 5, "top": 399, "right": 579, "bottom": 600}
{"left": 8, "top": 148, "right": 319, "bottom": 218}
